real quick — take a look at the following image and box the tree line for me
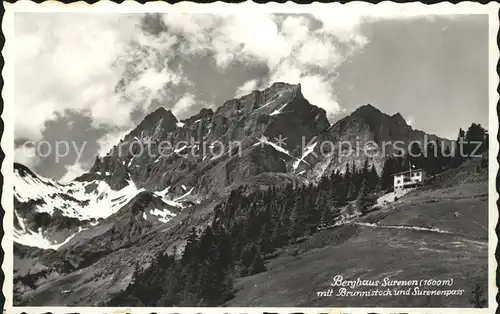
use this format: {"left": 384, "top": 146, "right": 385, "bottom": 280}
{"left": 107, "top": 158, "right": 381, "bottom": 306}
{"left": 108, "top": 224, "right": 234, "bottom": 306}
{"left": 379, "top": 122, "right": 488, "bottom": 191}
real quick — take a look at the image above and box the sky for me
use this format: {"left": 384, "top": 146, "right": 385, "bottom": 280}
{"left": 14, "top": 12, "right": 489, "bottom": 182}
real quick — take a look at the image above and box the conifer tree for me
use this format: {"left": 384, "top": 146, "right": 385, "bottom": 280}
{"left": 408, "top": 142, "right": 422, "bottom": 169}
{"left": 356, "top": 179, "right": 371, "bottom": 215}
{"left": 367, "top": 164, "right": 379, "bottom": 192}
{"left": 258, "top": 222, "right": 274, "bottom": 257}
{"left": 334, "top": 181, "right": 348, "bottom": 206}
{"left": 320, "top": 207, "right": 339, "bottom": 228}
{"left": 270, "top": 221, "right": 286, "bottom": 248}
{"left": 453, "top": 128, "right": 466, "bottom": 167}
{"left": 344, "top": 162, "right": 351, "bottom": 183}
{"left": 182, "top": 227, "right": 199, "bottom": 265}
{"left": 288, "top": 213, "right": 304, "bottom": 240}
{"left": 362, "top": 159, "right": 369, "bottom": 176}
{"left": 482, "top": 131, "right": 489, "bottom": 152}
{"left": 463, "top": 123, "right": 488, "bottom": 157}
{"left": 424, "top": 142, "right": 439, "bottom": 175}
{"left": 379, "top": 157, "right": 395, "bottom": 191}
{"left": 250, "top": 249, "right": 267, "bottom": 275}
{"left": 439, "top": 144, "right": 453, "bottom": 171}
{"left": 214, "top": 226, "right": 233, "bottom": 269}
{"left": 347, "top": 166, "right": 358, "bottom": 200}
{"left": 240, "top": 243, "right": 266, "bottom": 276}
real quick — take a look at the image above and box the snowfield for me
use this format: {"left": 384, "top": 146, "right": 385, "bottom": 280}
{"left": 13, "top": 165, "right": 184, "bottom": 249}
{"left": 253, "top": 137, "right": 292, "bottom": 156}
{"left": 15, "top": 164, "right": 140, "bottom": 220}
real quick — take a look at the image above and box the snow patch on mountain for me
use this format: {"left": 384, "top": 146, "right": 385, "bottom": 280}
{"left": 14, "top": 166, "right": 65, "bottom": 202}
{"left": 13, "top": 163, "right": 185, "bottom": 249}
{"left": 16, "top": 175, "right": 140, "bottom": 220}
{"left": 174, "top": 187, "right": 194, "bottom": 202}
{"left": 14, "top": 210, "right": 86, "bottom": 250}
{"left": 293, "top": 141, "right": 317, "bottom": 171}
{"left": 153, "top": 186, "right": 186, "bottom": 208}
{"left": 269, "top": 102, "right": 290, "bottom": 116}
{"left": 253, "top": 137, "right": 291, "bottom": 157}
{"left": 128, "top": 157, "right": 135, "bottom": 167}
{"left": 175, "top": 145, "right": 188, "bottom": 153}
{"left": 154, "top": 186, "right": 170, "bottom": 198}
{"left": 14, "top": 227, "right": 76, "bottom": 250}
{"left": 149, "top": 207, "right": 175, "bottom": 223}
{"left": 253, "top": 95, "right": 280, "bottom": 113}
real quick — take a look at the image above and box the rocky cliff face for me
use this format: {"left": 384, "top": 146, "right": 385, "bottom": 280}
{"left": 88, "top": 82, "right": 330, "bottom": 197}
{"left": 302, "top": 104, "right": 448, "bottom": 180}
{"left": 82, "top": 85, "right": 449, "bottom": 198}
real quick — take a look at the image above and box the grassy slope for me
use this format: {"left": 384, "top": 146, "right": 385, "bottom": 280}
{"left": 226, "top": 161, "right": 488, "bottom": 307}
{"left": 19, "top": 160, "right": 489, "bottom": 307}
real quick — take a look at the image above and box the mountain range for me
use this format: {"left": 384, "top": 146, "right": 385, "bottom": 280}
{"left": 13, "top": 82, "right": 454, "bottom": 305}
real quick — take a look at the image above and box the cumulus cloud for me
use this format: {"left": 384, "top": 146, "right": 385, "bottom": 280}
{"left": 14, "top": 13, "right": 188, "bottom": 141}
{"left": 172, "top": 94, "right": 197, "bottom": 119}
{"left": 225, "top": 14, "right": 362, "bottom": 119}
{"left": 234, "top": 79, "right": 259, "bottom": 98}
{"left": 15, "top": 145, "right": 40, "bottom": 169}
{"left": 158, "top": 13, "right": 368, "bottom": 120}
{"left": 407, "top": 116, "right": 415, "bottom": 127}
{"left": 311, "top": 10, "right": 368, "bottom": 50}
{"left": 96, "top": 128, "right": 132, "bottom": 157}
{"left": 59, "top": 162, "right": 87, "bottom": 184}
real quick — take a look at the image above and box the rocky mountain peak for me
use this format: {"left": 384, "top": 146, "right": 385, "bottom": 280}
{"left": 126, "top": 107, "right": 178, "bottom": 140}
{"left": 181, "top": 108, "right": 214, "bottom": 124}
{"left": 389, "top": 112, "right": 408, "bottom": 126}
{"left": 269, "top": 81, "right": 301, "bottom": 91}
{"left": 84, "top": 81, "right": 331, "bottom": 194}
{"left": 14, "top": 162, "right": 37, "bottom": 179}
{"left": 306, "top": 103, "right": 447, "bottom": 180}
{"left": 352, "top": 103, "right": 383, "bottom": 117}
{"left": 346, "top": 104, "right": 410, "bottom": 132}
{"left": 269, "top": 82, "right": 303, "bottom": 100}
{"left": 391, "top": 112, "right": 403, "bottom": 119}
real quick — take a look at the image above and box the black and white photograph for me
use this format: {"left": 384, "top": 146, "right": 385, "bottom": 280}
{"left": 3, "top": 2, "right": 498, "bottom": 312}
